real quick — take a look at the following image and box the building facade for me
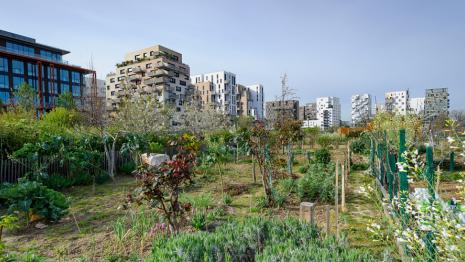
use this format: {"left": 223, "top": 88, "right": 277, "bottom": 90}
{"left": 192, "top": 71, "right": 237, "bottom": 116}
{"left": 246, "top": 84, "right": 264, "bottom": 120}
{"left": 265, "top": 100, "right": 299, "bottom": 123}
{"left": 236, "top": 84, "right": 250, "bottom": 117}
{"left": 351, "top": 94, "right": 372, "bottom": 126}
{"left": 299, "top": 102, "right": 317, "bottom": 121}
{"left": 316, "top": 97, "right": 341, "bottom": 130}
{"left": 409, "top": 97, "right": 425, "bottom": 115}
{"left": 385, "top": 90, "right": 409, "bottom": 115}
{"left": 105, "top": 45, "right": 194, "bottom": 115}
{"left": 424, "top": 88, "right": 449, "bottom": 126}
{"left": 0, "top": 30, "right": 93, "bottom": 112}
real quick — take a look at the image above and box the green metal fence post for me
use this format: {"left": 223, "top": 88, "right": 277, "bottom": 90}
{"left": 387, "top": 152, "right": 396, "bottom": 200}
{"left": 425, "top": 145, "right": 435, "bottom": 199}
{"left": 450, "top": 151, "right": 455, "bottom": 172}
{"left": 398, "top": 129, "right": 409, "bottom": 222}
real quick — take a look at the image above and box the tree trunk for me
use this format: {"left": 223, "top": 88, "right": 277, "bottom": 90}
{"left": 252, "top": 155, "right": 256, "bottom": 183}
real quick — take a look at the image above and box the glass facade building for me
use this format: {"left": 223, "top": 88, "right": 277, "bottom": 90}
{"left": 0, "top": 29, "right": 93, "bottom": 111}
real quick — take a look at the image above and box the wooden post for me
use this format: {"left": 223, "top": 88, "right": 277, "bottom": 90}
{"left": 335, "top": 160, "right": 339, "bottom": 241}
{"left": 252, "top": 154, "right": 256, "bottom": 183}
{"left": 342, "top": 163, "right": 346, "bottom": 212}
{"left": 325, "top": 205, "right": 330, "bottom": 235}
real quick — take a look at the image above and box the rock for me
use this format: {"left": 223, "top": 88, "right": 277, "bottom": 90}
{"left": 35, "top": 222, "right": 48, "bottom": 229}
{"left": 141, "top": 153, "right": 169, "bottom": 167}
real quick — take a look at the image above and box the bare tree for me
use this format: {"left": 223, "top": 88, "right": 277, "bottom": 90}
{"left": 180, "top": 100, "right": 230, "bottom": 136}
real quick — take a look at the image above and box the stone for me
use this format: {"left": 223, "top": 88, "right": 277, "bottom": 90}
{"left": 35, "top": 222, "right": 48, "bottom": 229}
{"left": 141, "top": 153, "right": 169, "bottom": 167}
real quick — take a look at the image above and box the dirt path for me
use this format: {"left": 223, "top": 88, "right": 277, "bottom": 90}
{"left": 341, "top": 170, "right": 399, "bottom": 259}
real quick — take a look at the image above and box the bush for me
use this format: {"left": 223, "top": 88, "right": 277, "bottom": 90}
{"left": 191, "top": 213, "right": 206, "bottom": 230}
{"left": 299, "top": 165, "right": 309, "bottom": 173}
{"left": 279, "top": 178, "right": 297, "bottom": 194}
{"left": 298, "top": 163, "right": 335, "bottom": 203}
{"left": 147, "top": 217, "right": 374, "bottom": 261}
{"left": 314, "top": 148, "right": 331, "bottom": 164}
{"left": 222, "top": 194, "right": 233, "bottom": 206}
{"left": 350, "top": 136, "right": 370, "bottom": 154}
{"left": 351, "top": 163, "right": 369, "bottom": 171}
{"left": 0, "top": 179, "right": 69, "bottom": 222}
{"left": 118, "top": 161, "right": 136, "bottom": 175}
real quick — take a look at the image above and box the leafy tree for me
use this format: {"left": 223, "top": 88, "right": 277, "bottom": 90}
{"left": 56, "top": 92, "right": 76, "bottom": 110}
{"left": 14, "top": 83, "right": 35, "bottom": 113}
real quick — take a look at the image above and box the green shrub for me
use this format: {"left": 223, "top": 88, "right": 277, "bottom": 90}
{"left": 299, "top": 165, "right": 309, "bottom": 174}
{"left": 222, "top": 194, "right": 233, "bottom": 206}
{"left": 0, "top": 179, "right": 69, "bottom": 222}
{"left": 272, "top": 189, "right": 286, "bottom": 208}
{"left": 279, "top": 178, "right": 297, "bottom": 194}
{"left": 42, "top": 174, "right": 74, "bottom": 190}
{"left": 351, "top": 163, "right": 369, "bottom": 171}
{"left": 147, "top": 217, "right": 374, "bottom": 261}
{"left": 315, "top": 148, "right": 331, "bottom": 164}
{"left": 191, "top": 213, "right": 206, "bottom": 230}
{"left": 350, "top": 136, "right": 370, "bottom": 154}
{"left": 298, "top": 163, "right": 335, "bottom": 203}
{"left": 118, "top": 161, "right": 136, "bottom": 175}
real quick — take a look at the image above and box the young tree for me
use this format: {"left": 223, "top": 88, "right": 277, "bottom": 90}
{"left": 14, "top": 83, "right": 35, "bottom": 113}
{"left": 180, "top": 101, "right": 230, "bottom": 136}
{"left": 56, "top": 92, "right": 76, "bottom": 110}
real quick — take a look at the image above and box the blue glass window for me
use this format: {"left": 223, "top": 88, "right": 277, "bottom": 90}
{"left": 61, "top": 83, "right": 70, "bottom": 93}
{"left": 40, "top": 50, "right": 62, "bottom": 62}
{"left": 60, "top": 69, "right": 69, "bottom": 81}
{"left": 0, "top": 91, "right": 10, "bottom": 104}
{"left": 0, "top": 57, "right": 8, "bottom": 72}
{"left": 12, "top": 60, "right": 24, "bottom": 74}
{"left": 6, "top": 42, "right": 34, "bottom": 57}
{"left": 49, "top": 81, "right": 58, "bottom": 95}
{"left": 27, "top": 63, "right": 37, "bottom": 77}
{"left": 27, "top": 78, "right": 38, "bottom": 90}
{"left": 0, "top": 75, "right": 9, "bottom": 89}
{"left": 71, "top": 72, "right": 81, "bottom": 84}
{"left": 72, "top": 85, "right": 81, "bottom": 97}
{"left": 13, "top": 76, "right": 24, "bottom": 90}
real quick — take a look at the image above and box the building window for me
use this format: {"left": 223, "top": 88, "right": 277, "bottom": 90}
{"left": 117, "top": 76, "right": 125, "bottom": 81}
{"left": 110, "top": 78, "right": 115, "bottom": 83}
{"left": 115, "top": 84, "right": 120, "bottom": 88}
{"left": 180, "top": 80, "right": 186, "bottom": 86}
{"left": 146, "top": 63, "right": 152, "bottom": 69}
{"left": 12, "top": 60, "right": 24, "bottom": 75}
{"left": 174, "top": 72, "right": 179, "bottom": 77}
{"left": 0, "top": 91, "right": 10, "bottom": 103}
{"left": 176, "top": 86, "right": 181, "bottom": 92}
{"left": 60, "top": 69, "right": 69, "bottom": 81}
{"left": 71, "top": 72, "right": 81, "bottom": 84}
{"left": 0, "top": 57, "right": 8, "bottom": 72}
{"left": 61, "top": 83, "right": 70, "bottom": 93}
{"left": 72, "top": 85, "right": 81, "bottom": 97}
{"left": 0, "top": 75, "right": 9, "bottom": 89}
{"left": 13, "top": 76, "right": 24, "bottom": 90}
{"left": 6, "top": 42, "right": 34, "bottom": 56}
{"left": 135, "top": 55, "right": 140, "bottom": 60}
{"left": 169, "top": 78, "right": 176, "bottom": 83}
{"left": 111, "top": 91, "right": 115, "bottom": 96}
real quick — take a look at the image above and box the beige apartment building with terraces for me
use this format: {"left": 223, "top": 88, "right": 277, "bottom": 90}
{"left": 105, "top": 45, "right": 194, "bottom": 115}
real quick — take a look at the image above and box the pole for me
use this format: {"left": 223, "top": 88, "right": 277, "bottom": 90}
{"left": 342, "top": 162, "right": 346, "bottom": 212}
{"left": 335, "top": 160, "right": 339, "bottom": 241}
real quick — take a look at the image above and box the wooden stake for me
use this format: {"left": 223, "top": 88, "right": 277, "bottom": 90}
{"left": 335, "top": 160, "right": 339, "bottom": 241}
{"left": 325, "top": 205, "right": 330, "bottom": 235}
{"left": 342, "top": 163, "right": 346, "bottom": 212}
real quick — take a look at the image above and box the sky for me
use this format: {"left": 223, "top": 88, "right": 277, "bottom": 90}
{"left": 1, "top": 0, "right": 464, "bottom": 120}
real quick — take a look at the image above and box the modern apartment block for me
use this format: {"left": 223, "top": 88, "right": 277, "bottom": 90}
{"left": 105, "top": 45, "right": 194, "bottom": 115}
{"left": 0, "top": 30, "right": 93, "bottom": 112}
{"left": 409, "top": 97, "right": 425, "bottom": 115}
{"left": 236, "top": 84, "right": 250, "bottom": 117}
{"left": 265, "top": 100, "right": 299, "bottom": 123}
{"left": 424, "top": 88, "right": 449, "bottom": 126}
{"left": 191, "top": 71, "right": 237, "bottom": 116}
{"left": 246, "top": 84, "right": 264, "bottom": 120}
{"left": 385, "top": 90, "right": 409, "bottom": 115}
{"left": 351, "top": 94, "right": 372, "bottom": 126}
{"left": 316, "top": 97, "right": 341, "bottom": 130}
{"left": 299, "top": 103, "right": 317, "bottom": 121}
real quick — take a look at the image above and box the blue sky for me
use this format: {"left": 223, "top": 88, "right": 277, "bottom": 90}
{"left": 1, "top": 0, "right": 464, "bottom": 120}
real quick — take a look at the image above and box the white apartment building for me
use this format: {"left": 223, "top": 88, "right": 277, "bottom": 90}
{"left": 316, "top": 97, "right": 341, "bottom": 130}
{"left": 351, "top": 94, "right": 372, "bottom": 126}
{"left": 302, "top": 119, "right": 321, "bottom": 128}
{"left": 385, "top": 90, "right": 409, "bottom": 115}
{"left": 409, "top": 97, "right": 425, "bottom": 115}
{"left": 192, "top": 71, "right": 237, "bottom": 116}
{"left": 246, "top": 84, "right": 264, "bottom": 120}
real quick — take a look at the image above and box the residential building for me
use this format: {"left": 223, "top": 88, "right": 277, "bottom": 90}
{"left": 105, "top": 45, "right": 194, "bottom": 116}
{"left": 236, "top": 84, "right": 250, "bottom": 117}
{"left": 299, "top": 102, "right": 317, "bottom": 121}
{"left": 424, "top": 88, "right": 449, "bottom": 127}
{"left": 351, "top": 94, "right": 372, "bottom": 126}
{"left": 302, "top": 119, "right": 321, "bottom": 128}
{"left": 246, "top": 84, "right": 264, "bottom": 120}
{"left": 316, "top": 97, "right": 341, "bottom": 130}
{"left": 265, "top": 100, "right": 299, "bottom": 123}
{"left": 385, "top": 90, "right": 409, "bottom": 115}
{"left": 0, "top": 29, "right": 93, "bottom": 112}
{"left": 84, "top": 77, "right": 105, "bottom": 100}
{"left": 409, "top": 97, "right": 425, "bottom": 115}
{"left": 192, "top": 71, "right": 237, "bottom": 116}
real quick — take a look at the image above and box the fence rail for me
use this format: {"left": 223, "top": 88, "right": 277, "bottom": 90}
{"left": 0, "top": 153, "right": 131, "bottom": 183}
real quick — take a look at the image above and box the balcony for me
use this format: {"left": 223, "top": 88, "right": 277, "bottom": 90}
{"left": 143, "top": 77, "right": 169, "bottom": 86}
{"left": 158, "top": 62, "right": 175, "bottom": 70}
{"left": 132, "top": 66, "right": 145, "bottom": 74}
{"left": 128, "top": 75, "right": 141, "bottom": 82}
{"left": 152, "top": 69, "right": 172, "bottom": 77}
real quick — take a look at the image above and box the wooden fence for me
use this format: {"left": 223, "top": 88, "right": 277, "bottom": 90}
{"left": 0, "top": 153, "right": 132, "bottom": 183}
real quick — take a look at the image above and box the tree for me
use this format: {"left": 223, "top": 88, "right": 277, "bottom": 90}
{"left": 450, "top": 110, "right": 465, "bottom": 129}
{"left": 56, "top": 92, "right": 76, "bottom": 110}
{"left": 14, "top": 83, "right": 35, "bottom": 113}
{"left": 180, "top": 101, "right": 230, "bottom": 136}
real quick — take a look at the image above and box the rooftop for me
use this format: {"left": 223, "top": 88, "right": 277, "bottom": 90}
{"left": 0, "top": 29, "right": 70, "bottom": 55}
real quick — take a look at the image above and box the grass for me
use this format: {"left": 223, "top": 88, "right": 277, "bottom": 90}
{"left": 3, "top": 144, "right": 397, "bottom": 260}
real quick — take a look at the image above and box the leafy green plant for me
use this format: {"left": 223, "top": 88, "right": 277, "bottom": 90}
{"left": 222, "top": 194, "right": 233, "bottom": 206}
{"left": 350, "top": 135, "right": 370, "bottom": 154}
{"left": 351, "top": 163, "right": 369, "bottom": 171}
{"left": 279, "top": 178, "right": 297, "bottom": 194}
{"left": 298, "top": 163, "right": 335, "bottom": 203}
{"left": 0, "top": 179, "right": 69, "bottom": 223}
{"left": 0, "top": 214, "right": 19, "bottom": 242}
{"left": 191, "top": 213, "right": 206, "bottom": 230}
{"left": 314, "top": 148, "right": 331, "bottom": 164}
